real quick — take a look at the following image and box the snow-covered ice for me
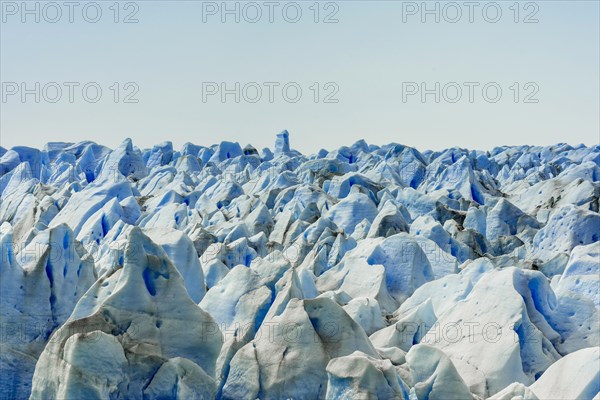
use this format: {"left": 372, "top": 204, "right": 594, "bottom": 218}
{"left": 1, "top": 133, "right": 598, "bottom": 399}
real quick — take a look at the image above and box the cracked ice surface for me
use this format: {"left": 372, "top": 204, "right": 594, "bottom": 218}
{"left": 1, "top": 132, "right": 599, "bottom": 399}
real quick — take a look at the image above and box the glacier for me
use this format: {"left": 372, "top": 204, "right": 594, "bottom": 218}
{"left": 0, "top": 133, "right": 598, "bottom": 399}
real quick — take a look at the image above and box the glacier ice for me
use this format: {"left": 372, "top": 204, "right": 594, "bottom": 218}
{"left": 530, "top": 346, "right": 600, "bottom": 400}
{"left": 326, "top": 351, "right": 409, "bottom": 399}
{"left": 405, "top": 344, "right": 473, "bottom": 400}
{"left": 0, "top": 134, "right": 598, "bottom": 399}
{"left": 29, "top": 228, "right": 222, "bottom": 399}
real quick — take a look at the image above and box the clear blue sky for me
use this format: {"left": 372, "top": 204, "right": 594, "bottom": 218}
{"left": 1, "top": 1, "right": 599, "bottom": 153}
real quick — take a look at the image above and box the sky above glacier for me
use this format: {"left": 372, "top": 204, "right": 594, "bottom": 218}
{"left": 1, "top": 1, "right": 599, "bottom": 153}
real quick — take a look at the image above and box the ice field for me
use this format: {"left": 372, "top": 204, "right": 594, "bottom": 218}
{"left": 1, "top": 131, "right": 599, "bottom": 399}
